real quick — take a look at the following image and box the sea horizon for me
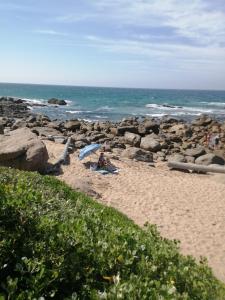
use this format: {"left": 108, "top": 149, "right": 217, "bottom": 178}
{"left": 1, "top": 81, "right": 225, "bottom": 93}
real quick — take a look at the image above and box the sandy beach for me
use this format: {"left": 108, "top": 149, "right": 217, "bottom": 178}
{"left": 45, "top": 140, "right": 225, "bottom": 282}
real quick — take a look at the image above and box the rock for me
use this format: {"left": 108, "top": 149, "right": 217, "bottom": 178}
{"left": 12, "top": 120, "right": 28, "bottom": 130}
{"left": 167, "top": 154, "right": 186, "bottom": 163}
{"left": 64, "top": 120, "right": 81, "bottom": 131}
{"left": 31, "top": 126, "right": 62, "bottom": 137}
{"left": 161, "top": 116, "right": 180, "bottom": 124}
{"left": 74, "top": 141, "right": 88, "bottom": 149}
{"left": 0, "top": 124, "right": 4, "bottom": 134}
{"left": 137, "top": 124, "right": 146, "bottom": 135}
{"left": 0, "top": 128, "right": 48, "bottom": 172}
{"left": 144, "top": 120, "right": 160, "bottom": 134}
{"left": 54, "top": 137, "right": 67, "bottom": 144}
{"left": 26, "top": 115, "right": 37, "bottom": 123}
{"left": 195, "top": 153, "right": 225, "bottom": 166}
{"left": 192, "top": 115, "right": 213, "bottom": 126}
{"left": 47, "top": 121, "right": 63, "bottom": 130}
{"left": 124, "top": 132, "right": 141, "bottom": 147}
{"left": 140, "top": 136, "right": 161, "bottom": 152}
{"left": 122, "top": 147, "right": 153, "bottom": 162}
{"left": 48, "top": 98, "right": 67, "bottom": 105}
{"left": 111, "top": 126, "right": 138, "bottom": 136}
{"left": 88, "top": 133, "right": 106, "bottom": 142}
{"left": 71, "top": 134, "right": 88, "bottom": 143}
{"left": 0, "top": 97, "right": 30, "bottom": 118}
{"left": 168, "top": 124, "right": 187, "bottom": 136}
{"left": 184, "top": 147, "right": 206, "bottom": 158}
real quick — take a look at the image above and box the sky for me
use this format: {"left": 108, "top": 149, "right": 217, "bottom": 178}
{"left": 0, "top": 0, "right": 225, "bottom": 90}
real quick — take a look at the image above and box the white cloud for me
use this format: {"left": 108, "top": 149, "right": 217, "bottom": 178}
{"left": 85, "top": 0, "right": 225, "bottom": 46}
{"left": 84, "top": 35, "right": 225, "bottom": 69}
{"left": 33, "top": 29, "right": 69, "bottom": 36}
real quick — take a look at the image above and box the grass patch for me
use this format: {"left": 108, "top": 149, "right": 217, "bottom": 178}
{"left": 0, "top": 167, "right": 224, "bottom": 299}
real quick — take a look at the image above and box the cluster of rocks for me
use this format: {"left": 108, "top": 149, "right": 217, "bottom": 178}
{"left": 0, "top": 97, "right": 30, "bottom": 118}
{"left": 0, "top": 96, "right": 68, "bottom": 120}
{"left": 1, "top": 105, "right": 225, "bottom": 171}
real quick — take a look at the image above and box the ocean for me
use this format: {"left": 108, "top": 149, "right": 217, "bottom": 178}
{"left": 1, "top": 82, "right": 225, "bottom": 122}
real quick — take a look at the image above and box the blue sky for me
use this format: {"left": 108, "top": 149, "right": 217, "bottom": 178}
{"left": 0, "top": 0, "right": 225, "bottom": 89}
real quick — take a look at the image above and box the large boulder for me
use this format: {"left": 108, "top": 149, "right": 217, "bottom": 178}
{"left": 64, "top": 120, "right": 81, "bottom": 131}
{"left": 48, "top": 98, "right": 67, "bottom": 105}
{"left": 122, "top": 147, "right": 153, "bottom": 162}
{"left": 0, "top": 128, "right": 48, "bottom": 172}
{"left": 124, "top": 132, "right": 141, "bottom": 147}
{"left": 195, "top": 153, "right": 225, "bottom": 166}
{"left": 140, "top": 136, "right": 161, "bottom": 152}
{"left": 184, "top": 147, "right": 206, "bottom": 158}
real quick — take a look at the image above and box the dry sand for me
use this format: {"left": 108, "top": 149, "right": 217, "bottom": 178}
{"left": 45, "top": 141, "right": 225, "bottom": 282}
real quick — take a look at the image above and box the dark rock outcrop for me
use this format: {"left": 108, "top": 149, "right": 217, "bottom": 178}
{"left": 48, "top": 98, "right": 67, "bottom": 105}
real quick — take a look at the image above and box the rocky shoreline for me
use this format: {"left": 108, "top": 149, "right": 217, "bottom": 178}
{"left": 0, "top": 97, "right": 225, "bottom": 171}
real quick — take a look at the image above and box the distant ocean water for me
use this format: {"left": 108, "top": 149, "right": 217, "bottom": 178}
{"left": 1, "top": 82, "right": 225, "bottom": 122}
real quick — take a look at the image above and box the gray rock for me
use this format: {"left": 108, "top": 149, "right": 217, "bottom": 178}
{"left": 111, "top": 126, "right": 138, "bottom": 136}
{"left": 140, "top": 136, "right": 161, "bottom": 152}
{"left": 48, "top": 98, "right": 67, "bottom": 105}
{"left": 0, "top": 124, "right": 4, "bottom": 134}
{"left": 124, "top": 132, "right": 141, "bottom": 147}
{"left": 71, "top": 134, "right": 88, "bottom": 143}
{"left": 122, "top": 147, "right": 153, "bottom": 162}
{"left": 192, "top": 115, "right": 213, "bottom": 126}
{"left": 31, "top": 126, "right": 62, "bottom": 137}
{"left": 0, "top": 128, "right": 48, "bottom": 172}
{"left": 64, "top": 120, "right": 81, "bottom": 131}
{"left": 88, "top": 133, "right": 106, "bottom": 142}
{"left": 167, "top": 154, "right": 186, "bottom": 163}
{"left": 184, "top": 147, "right": 206, "bottom": 158}
{"left": 74, "top": 141, "right": 88, "bottom": 149}
{"left": 12, "top": 120, "right": 28, "bottom": 130}
{"left": 195, "top": 153, "right": 225, "bottom": 166}
{"left": 144, "top": 120, "right": 160, "bottom": 134}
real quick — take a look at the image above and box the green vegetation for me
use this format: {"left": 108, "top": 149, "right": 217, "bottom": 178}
{"left": 0, "top": 167, "right": 224, "bottom": 299}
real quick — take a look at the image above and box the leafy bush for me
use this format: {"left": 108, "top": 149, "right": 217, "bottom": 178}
{"left": 0, "top": 167, "right": 224, "bottom": 299}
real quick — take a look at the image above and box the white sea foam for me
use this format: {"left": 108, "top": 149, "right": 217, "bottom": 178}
{"left": 94, "top": 115, "right": 108, "bottom": 119}
{"left": 22, "top": 98, "right": 46, "bottom": 105}
{"left": 78, "top": 118, "right": 93, "bottom": 123}
{"left": 145, "top": 103, "right": 215, "bottom": 114}
{"left": 66, "top": 110, "right": 83, "bottom": 114}
{"left": 146, "top": 113, "right": 166, "bottom": 117}
{"left": 200, "top": 101, "right": 225, "bottom": 107}
{"left": 66, "top": 110, "right": 92, "bottom": 114}
{"left": 95, "top": 105, "right": 113, "bottom": 111}
{"left": 145, "top": 103, "right": 183, "bottom": 110}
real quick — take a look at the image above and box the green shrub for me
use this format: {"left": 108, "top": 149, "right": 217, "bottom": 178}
{"left": 0, "top": 167, "right": 224, "bottom": 299}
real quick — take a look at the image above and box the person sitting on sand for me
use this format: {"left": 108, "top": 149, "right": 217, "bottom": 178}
{"left": 214, "top": 134, "right": 220, "bottom": 150}
{"left": 97, "top": 152, "right": 107, "bottom": 168}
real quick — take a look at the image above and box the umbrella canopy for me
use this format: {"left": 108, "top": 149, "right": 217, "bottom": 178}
{"left": 79, "top": 143, "right": 101, "bottom": 160}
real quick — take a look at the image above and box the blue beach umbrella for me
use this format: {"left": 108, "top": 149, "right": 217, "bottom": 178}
{"left": 79, "top": 144, "right": 101, "bottom": 160}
